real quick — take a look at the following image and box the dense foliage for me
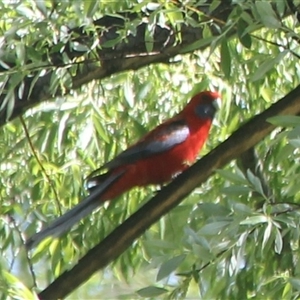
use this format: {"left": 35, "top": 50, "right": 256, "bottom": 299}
{"left": 1, "top": 1, "right": 300, "bottom": 299}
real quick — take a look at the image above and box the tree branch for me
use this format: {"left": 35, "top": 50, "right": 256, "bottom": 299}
{"left": 0, "top": 0, "right": 267, "bottom": 127}
{"left": 38, "top": 85, "right": 300, "bottom": 300}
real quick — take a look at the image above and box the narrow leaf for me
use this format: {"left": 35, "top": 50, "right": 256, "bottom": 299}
{"left": 289, "top": 139, "right": 300, "bottom": 148}
{"left": 217, "top": 169, "right": 247, "bottom": 184}
{"left": 124, "top": 80, "right": 135, "bottom": 107}
{"left": 136, "top": 286, "right": 168, "bottom": 297}
{"left": 237, "top": 19, "right": 252, "bottom": 49}
{"left": 274, "top": 226, "right": 283, "bottom": 254}
{"left": 246, "top": 169, "right": 265, "bottom": 196}
{"left": 255, "top": 2, "right": 281, "bottom": 28}
{"left": 240, "top": 215, "right": 268, "bottom": 225}
{"left": 198, "top": 221, "right": 230, "bottom": 235}
{"left": 251, "top": 51, "right": 288, "bottom": 81}
{"left": 180, "top": 36, "right": 216, "bottom": 53}
{"left": 220, "top": 40, "right": 231, "bottom": 78}
{"left": 156, "top": 254, "right": 186, "bottom": 281}
{"left": 289, "top": 278, "right": 300, "bottom": 291}
{"left": 221, "top": 186, "right": 251, "bottom": 196}
{"left": 267, "top": 115, "right": 300, "bottom": 127}
{"left": 262, "top": 221, "right": 272, "bottom": 250}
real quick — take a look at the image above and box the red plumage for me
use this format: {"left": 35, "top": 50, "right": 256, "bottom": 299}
{"left": 26, "top": 90, "right": 220, "bottom": 248}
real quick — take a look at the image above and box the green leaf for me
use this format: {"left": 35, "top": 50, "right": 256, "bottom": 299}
{"left": 209, "top": 0, "right": 221, "bottom": 12}
{"left": 166, "top": 7, "right": 184, "bottom": 28}
{"left": 2, "top": 89, "right": 15, "bottom": 121}
{"left": 156, "top": 254, "right": 186, "bottom": 281}
{"left": 92, "top": 114, "right": 110, "bottom": 143}
{"left": 84, "top": 0, "right": 99, "bottom": 18}
{"left": 101, "top": 36, "right": 123, "bottom": 48}
{"left": 198, "top": 221, "right": 231, "bottom": 235}
{"left": 221, "top": 186, "right": 251, "bottom": 196}
{"left": 180, "top": 36, "right": 216, "bottom": 53}
{"left": 202, "top": 24, "right": 211, "bottom": 39}
{"left": 289, "top": 278, "right": 300, "bottom": 291}
{"left": 145, "top": 27, "right": 154, "bottom": 53}
{"left": 232, "top": 203, "right": 252, "bottom": 214}
{"left": 3, "top": 271, "right": 37, "bottom": 300}
{"left": 251, "top": 51, "right": 288, "bottom": 81}
{"left": 124, "top": 80, "right": 135, "bottom": 107}
{"left": 195, "top": 203, "right": 230, "bottom": 217}
{"left": 136, "top": 286, "right": 168, "bottom": 297}
{"left": 71, "top": 42, "right": 90, "bottom": 52}
{"left": 255, "top": 2, "right": 281, "bottom": 28}
{"left": 240, "top": 215, "right": 268, "bottom": 225}
{"left": 16, "top": 42, "right": 26, "bottom": 65}
{"left": 185, "top": 227, "right": 211, "bottom": 250}
{"left": 282, "top": 282, "right": 292, "bottom": 299}
{"left": 267, "top": 115, "right": 300, "bottom": 127}
{"left": 274, "top": 226, "right": 283, "bottom": 254}
{"left": 262, "top": 221, "right": 272, "bottom": 250}
{"left": 220, "top": 40, "right": 231, "bottom": 78}
{"left": 217, "top": 169, "right": 247, "bottom": 184}
{"left": 246, "top": 169, "right": 265, "bottom": 196}
{"left": 237, "top": 19, "right": 252, "bottom": 49}
{"left": 57, "top": 113, "right": 69, "bottom": 153}
{"left": 289, "top": 138, "right": 300, "bottom": 148}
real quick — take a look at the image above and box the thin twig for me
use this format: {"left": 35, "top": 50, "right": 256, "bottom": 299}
{"left": 19, "top": 116, "right": 62, "bottom": 215}
{"left": 251, "top": 34, "right": 300, "bottom": 60}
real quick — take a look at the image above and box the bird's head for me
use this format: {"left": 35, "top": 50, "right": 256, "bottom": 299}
{"left": 187, "top": 91, "right": 221, "bottom": 120}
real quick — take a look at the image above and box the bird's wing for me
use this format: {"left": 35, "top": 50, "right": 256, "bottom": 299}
{"left": 103, "top": 119, "right": 189, "bottom": 170}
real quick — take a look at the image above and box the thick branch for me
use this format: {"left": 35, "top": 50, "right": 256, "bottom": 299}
{"left": 0, "top": 0, "right": 270, "bottom": 126}
{"left": 38, "top": 85, "right": 300, "bottom": 300}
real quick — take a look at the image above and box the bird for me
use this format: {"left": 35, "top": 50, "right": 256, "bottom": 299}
{"left": 26, "top": 90, "right": 221, "bottom": 249}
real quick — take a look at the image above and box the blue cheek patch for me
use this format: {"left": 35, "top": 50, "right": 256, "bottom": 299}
{"left": 194, "top": 104, "right": 217, "bottom": 119}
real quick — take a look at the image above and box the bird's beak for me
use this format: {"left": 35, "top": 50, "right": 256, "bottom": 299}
{"left": 213, "top": 97, "right": 222, "bottom": 111}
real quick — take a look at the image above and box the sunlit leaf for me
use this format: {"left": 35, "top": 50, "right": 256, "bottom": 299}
{"left": 124, "top": 80, "right": 135, "bottom": 108}
{"left": 3, "top": 271, "right": 38, "bottom": 300}
{"left": 240, "top": 215, "right": 268, "bottom": 225}
{"left": 274, "top": 226, "right": 283, "bottom": 254}
{"left": 84, "top": 0, "right": 99, "bottom": 18}
{"left": 262, "top": 221, "right": 272, "bottom": 250}
{"left": 282, "top": 282, "right": 292, "bottom": 299}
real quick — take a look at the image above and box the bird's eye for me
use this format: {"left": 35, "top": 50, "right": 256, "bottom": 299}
{"left": 194, "top": 102, "right": 218, "bottom": 119}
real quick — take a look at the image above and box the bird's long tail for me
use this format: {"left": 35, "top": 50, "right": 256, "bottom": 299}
{"left": 26, "top": 170, "right": 124, "bottom": 249}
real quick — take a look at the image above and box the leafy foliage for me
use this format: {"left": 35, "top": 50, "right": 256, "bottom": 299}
{"left": 0, "top": 0, "right": 300, "bottom": 299}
